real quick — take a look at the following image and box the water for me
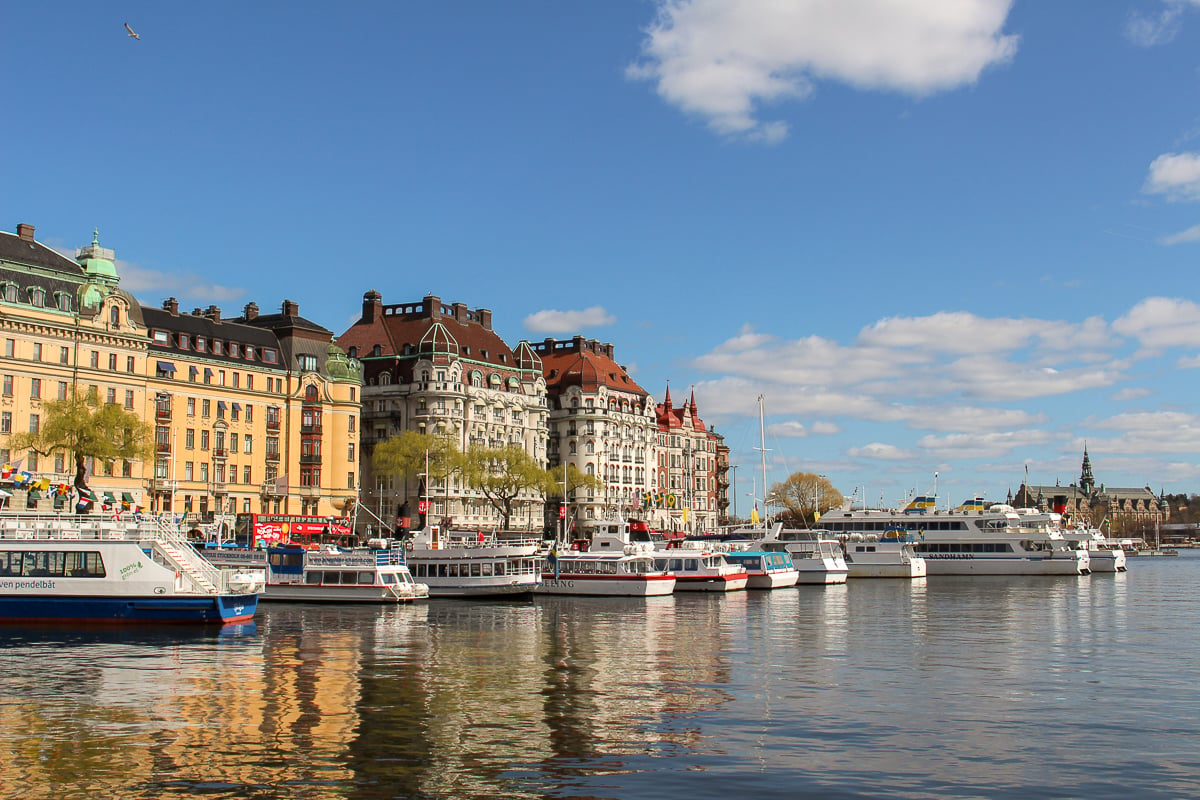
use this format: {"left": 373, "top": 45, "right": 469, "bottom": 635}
{"left": 3, "top": 554, "right": 1200, "bottom": 799}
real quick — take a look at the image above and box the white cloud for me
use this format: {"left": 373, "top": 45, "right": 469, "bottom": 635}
{"left": 523, "top": 306, "right": 616, "bottom": 334}
{"left": 1144, "top": 152, "right": 1200, "bottom": 201}
{"left": 1159, "top": 222, "right": 1200, "bottom": 245}
{"left": 766, "top": 420, "right": 809, "bottom": 438}
{"left": 810, "top": 421, "right": 842, "bottom": 436}
{"left": 1179, "top": 354, "right": 1200, "bottom": 368}
{"left": 118, "top": 261, "right": 245, "bottom": 304}
{"left": 916, "top": 429, "right": 1059, "bottom": 459}
{"left": 1126, "top": 1, "right": 1200, "bottom": 46}
{"left": 847, "top": 442, "right": 915, "bottom": 460}
{"left": 628, "top": 0, "right": 1018, "bottom": 141}
{"left": 1111, "top": 387, "right": 1151, "bottom": 401}
{"left": 1113, "top": 297, "right": 1200, "bottom": 349}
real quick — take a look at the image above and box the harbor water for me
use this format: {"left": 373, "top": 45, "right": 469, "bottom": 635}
{"left": 2, "top": 553, "right": 1200, "bottom": 799}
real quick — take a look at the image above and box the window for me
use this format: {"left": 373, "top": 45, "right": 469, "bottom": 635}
{"left": 232, "top": 372, "right": 239, "bottom": 388}
{"left": 230, "top": 433, "right": 238, "bottom": 452}
{"left": 31, "top": 343, "right": 41, "bottom": 362}
{"left": 1, "top": 284, "right": 15, "bottom": 303}
{"left": 30, "top": 379, "right": 40, "bottom": 399}
{"left": 105, "top": 387, "right": 116, "bottom": 405}
{"left": 348, "top": 472, "right": 355, "bottom": 489}
{"left": 126, "top": 356, "right": 135, "bottom": 373}
{"left": 229, "top": 343, "right": 239, "bottom": 358}
{"left": 123, "top": 389, "right": 135, "bottom": 410}
{"left": 243, "top": 465, "right": 252, "bottom": 484}
{"left": 90, "top": 351, "right": 99, "bottom": 369}
{"left": 153, "top": 330, "right": 169, "bottom": 344}
{"left": 247, "top": 375, "right": 253, "bottom": 391}
{"left": 185, "top": 462, "right": 194, "bottom": 480}
{"left": 245, "top": 404, "right": 253, "bottom": 423}
{"left": 230, "top": 404, "right": 239, "bottom": 422}
{"left": 55, "top": 293, "right": 71, "bottom": 311}
{"left": 202, "top": 399, "right": 210, "bottom": 417}
{"left": 263, "top": 348, "right": 277, "bottom": 364}
{"left": 200, "top": 430, "right": 210, "bottom": 450}
{"left": 348, "top": 416, "right": 355, "bottom": 433}
{"left": 244, "top": 435, "right": 252, "bottom": 454}
{"left": 187, "top": 398, "right": 196, "bottom": 416}
{"left": 298, "top": 354, "right": 317, "bottom": 371}
{"left": 200, "top": 463, "right": 209, "bottom": 481}
{"left": 212, "top": 340, "right": 223, "bottom": 355}
{"left": 108, "top": 353, "right": 117, "bottom": 371}
{"left": 0, "top": 412, "right": 10, "bottom": 434}
{"left": 2, "top": 375, "right": 11, "bottom": 396}
{"left": 178, "top": 334, "right": 189, "bottom": 349}
{"left": 348, "top": 443, "right": 355, "bottom": 462}
{"left": 244, "top": 345, "right": 255, "bottom": 361}
{"left": 29, "top": 414, "right": 39, "bottom": 433}
{"left": 59, "top": 346, "right": 69, "bottom": 364}
{"left": 185, "top": 429, "right": 195, "bottom": 449}
{"left": 29, "top": 287, "right": 46, "bottom": 307}
{"left": 195, "top": 337, "right": 206, "bottom": 353}
{"left": 109, "top": 306, "right": 119, "bottom": 325}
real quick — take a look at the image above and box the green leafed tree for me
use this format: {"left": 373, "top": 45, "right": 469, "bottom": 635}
{"left": 769, "top": 471, "right": 844, "bottom": 528}
{"left": 458, "top": 444, "right": 605, "bottom": 530}
{"left": 6, "top": 389, "right": 154, "bottom": 504}
{"left": 371, "top": 430, "right": 458, "bottom": 486}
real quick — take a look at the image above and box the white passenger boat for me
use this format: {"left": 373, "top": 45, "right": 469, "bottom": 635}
{"left": 537, "top": 542, "right": 676, "bottom": 596}
{"left": 817, "top": 498, "right": 1090, "bottom": 576}
{"left": 1019, "top": 512, "right": 1126, "bottom": 573}
{"left": 588, "top": 519, "right": 748, "bottom": 592}
{"left": 210, "top": 545, "right": 428, "bottom": 602}
{"left": 399, "top": 525, "right": 542, "bottom": 597}
{"left": 0, "top": 513, "right": 261, "bottom": 624}
{"left": 722, "top": 550, "right": 800, "bottom": 589}
{"left": 841, "top": 530, "right": 927, "bottom": 579}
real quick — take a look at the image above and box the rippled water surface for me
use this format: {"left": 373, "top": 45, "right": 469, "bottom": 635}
{"left": 3, "top": 553, "right": 1200, "bottom": 799}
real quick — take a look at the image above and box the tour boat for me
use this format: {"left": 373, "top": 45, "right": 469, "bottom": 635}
{"left": 817, "top": 499, "right": 1091, "bottom": 576}
{"left": 722, "top": 550, "right": 800, "bottom": 589}
{"left": 399, "top": 525, "right": 542, "bottom": 597}
{"left": 841, "top": 529, "right": 928, "bottom": 579}
{"left": 1019, "top": 512, "right": 1126, "bottom": 573}
{"left": 209, "top": 544, "right": 429, "bottom": 602}
{"left": 537, "top": 542, "right": 676, "bottom": 596}
{"left": 588, "top": 519, "right": 748, "bottom": 592}
{"left": 0, "top": 513, "right": 260, "bottom": 624}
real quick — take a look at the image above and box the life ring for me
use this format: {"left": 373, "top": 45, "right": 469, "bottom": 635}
{"left": 405, "top": 540, "right": 414, "bottom": 552}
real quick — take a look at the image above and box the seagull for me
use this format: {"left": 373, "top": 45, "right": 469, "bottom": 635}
{"left": 124, "top": 22, "right": 140, "bottom": 40}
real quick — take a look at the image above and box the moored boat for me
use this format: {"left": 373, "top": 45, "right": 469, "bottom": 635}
{"left": 537, "top": 542, "right": 675, "bottom": 596}
{"left": 841, "top": 529, "right": 928, "bottom": 579}
{"left": 210, "top": 544, "right": 428, "bottom": 602}
{"left": 722, "top": 550, "right": 799, "bottom": 589}
{"left": 0, "top": 513, "right": 260, "bottom": 624}
{"left": 399, "top": 525, "right": 542, "bottom": 597}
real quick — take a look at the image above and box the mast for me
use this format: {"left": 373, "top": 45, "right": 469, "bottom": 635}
{"left": 756, "top": 395, "right": 770, "bottom": 527}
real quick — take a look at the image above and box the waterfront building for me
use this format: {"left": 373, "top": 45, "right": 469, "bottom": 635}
{"left": 654, "top": 387, "right": 723, "bottom": 534}
{"left": 0, "top": 223, "right": 361, "bottom": 522}
{"left": 337, "top": 291, "right": 549, "bottom": 533}
{"left": 0, "top": 224, "right": 149, "bottom": 510}
{"left": 532, "top": 336, "right": 658, "bottom": 534}
{"left": 1013, "top": 446, "right": 1167, "bottom": 537}
{"left": 141, "top": 298, "right": 362, "bottom": 521}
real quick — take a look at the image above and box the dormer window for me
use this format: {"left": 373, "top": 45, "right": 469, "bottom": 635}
{"left": 298, "top": 354, "right": 318, "bottom": 371}
{"left": 178, "top": 333, "right": 189, "bottom": 349}
{"left": 195, "top": 337, "right": 206, "bottom": 353}
{"left": 347, "top": 346, "right": 357, "bottom": 358}
{"left": 109, "top": 305, "right": 119, "bottom": 324}
{"left": 228, "top": 342, "right": 239, "bottom": 357}
{"left": 372, "top": 344, "right": 382, "bottom": 357}
{"left": 244, "top": 345, "right": 255, "bottom": 360}
{"left": 28, "top": 287, "right": 46, "bottom": 307}
{"left": 263, "top": 348, "right": 277, "bottom": 364}
{"left": 153, "top": 330, "right": 169, "bottom": 344}
{"left": 55, "top": 293, "right": 72, "bottom": 312}
{"left": 212, "top": 340, "right": 223, "bottom": 355}
{"left": 1, "top": 283, "right": 16, "bottom": 303}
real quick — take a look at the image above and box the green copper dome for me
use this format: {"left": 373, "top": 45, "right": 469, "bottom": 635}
{"left": 76, "top": 229, "right": 119, "bottom": 283}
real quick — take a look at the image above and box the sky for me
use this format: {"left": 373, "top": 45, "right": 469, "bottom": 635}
{"left": 6, "top": 1, "right": 1200, "bottom": 510}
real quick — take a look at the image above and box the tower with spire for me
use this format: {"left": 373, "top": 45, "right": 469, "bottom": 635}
{"left": 1080, "top": 445, "right": 1095, "bottom": 496}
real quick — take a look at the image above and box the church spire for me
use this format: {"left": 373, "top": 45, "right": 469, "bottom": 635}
{"left": 1080, "top": 445, "right": 1095, "bottom": 495}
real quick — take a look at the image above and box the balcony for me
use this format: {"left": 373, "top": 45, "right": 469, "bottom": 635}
{"left": 266, "top": 419, "right": 280, "bottom": 432}
{"left": 300, "top": 424, "right": 323, "bottom": 435}
{"left": 155, "top": 405, "right": 172, "bottom": 421}
{"left": 261, "top": 481, "right": 285, "bottom": 497}
{"left": 265, "top": 451, "right": 280, "bottom": 463}
{"left": 212, "top": 448, "right": 227, "bottom": 459}
{"left": 299, "top": 454, "right": 322, "bottom": 465}
{"left": 156, "top": 441, "right": 171, "bottom": 454}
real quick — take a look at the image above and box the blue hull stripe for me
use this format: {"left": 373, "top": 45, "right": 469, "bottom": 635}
{"left": 0, "top": 594, "right": 259, "bottom": 624}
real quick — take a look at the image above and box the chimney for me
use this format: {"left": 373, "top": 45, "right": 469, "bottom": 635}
{"left": 478, "top": 308, "right": 492, "bottom": 330}
{"left": 282, "top": 299, "right": 299, "bottom": 317}
{"left": 572, "top": 335, "right": 585, "bottom": 350}
{"left": 424, "top": 295, "right": 441, "bottom": 319}
{"left": 163, "top": 297, "right": 179, "bottom": 316}
{"left": 243, "top": 301, "right": 259, "bottom": 321}
{"left": 16, "top": 224, "right": 34, "bottom": 242}
{"left": 452, "top": 302, "right": 468, "bottom": 322}
{"left": 362, "top": 290, "right": 382, "bottom": 323}
{"left": 205, "top": 305, "right": 221, "bottom": 323}
{"left": 192, "top": 308, "right": 202, "bottom": 316}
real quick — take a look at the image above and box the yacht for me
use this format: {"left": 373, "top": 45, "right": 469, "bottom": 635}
{"left": 817, "top": 498, "right": 1090, "bottom": 576}
{"left": 209, "top": 544, "right": 429, "bottom": 602}
{"left": 726, "top": 524, "right": 849, "bottom": 584}
{"left": 722, "top": 550, "right": 800, "bottom": 589}
{"left": 841, "top": 529, "right": 927, "bottom": 579}
{"left": 537, "top": 541, "right": 675, "bottom": 596}
{"left": 589, "top": 520, "right": 748, "bottom": 592}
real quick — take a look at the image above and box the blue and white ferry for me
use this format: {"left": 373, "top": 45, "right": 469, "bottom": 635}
{"left": 0, "top": 513, "right": 261, "bottom": 624}
{"left": 722, "top": 550, "right": 800, "bottom": 589}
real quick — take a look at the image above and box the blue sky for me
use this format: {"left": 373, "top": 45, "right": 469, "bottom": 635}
{"left": 6, "top": 1, "right": 1200, "bottom": 509}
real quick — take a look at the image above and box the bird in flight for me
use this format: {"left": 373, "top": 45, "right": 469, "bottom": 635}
{"left": 124, "top": 22, "right": 140, "bottom": 40}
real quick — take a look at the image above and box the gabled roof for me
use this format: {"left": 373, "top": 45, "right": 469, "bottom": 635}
{"left": 540, "top": 345, "right": 646, "bottom": 396}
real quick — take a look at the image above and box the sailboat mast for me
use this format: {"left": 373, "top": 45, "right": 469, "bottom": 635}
{"left": 757, "top": 395, "right": 769, "bottom": 524}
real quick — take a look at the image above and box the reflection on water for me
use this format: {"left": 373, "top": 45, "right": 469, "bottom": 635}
{"left": 2, "top": 556, "right": 1200, "bottom": 798}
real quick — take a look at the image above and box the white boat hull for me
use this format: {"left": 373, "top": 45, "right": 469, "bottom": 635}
{"left": 262, "top": 583, "right": 425, "bottom": 603}
{"left": 536, "top": 574, "right": 676, "bottom": 596}
{"left": 794, "top": 560, "right": 849, "bottom": 584}
{"left": 921, "top": 554, "right": 1089, "bottom": 575}
{"left": 745, "top": 570, "right": 800, "bottom": 589}
{"left": 847, "top": 561, "right": 926, "bottom": 579}
{"left": 673, "top": 574, "right": 749, "bottom": 592}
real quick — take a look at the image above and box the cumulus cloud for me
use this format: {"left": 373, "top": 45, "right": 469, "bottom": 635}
{"left": 523, "top": 306, "right": 616, "bottom": 334}
{"left": 916, "top": 429, "right": 1059, "bottom": 459}
{"left": 766, "top": 420, "right": 809, "bottom": 438}
{"left": 628, "top": 0, "right": 1019, "bottom": 141}
{"left": 1113, "top": 297, "right": 1200, "bottom": 349}
{"left": 1112, "top": 387, "right": 1152, "bottom": 401}
{"left": 1144, "top": 152, "right": 1200, "bottom": 201}
{"left": 1085, "top": 411, "right": 1200, "bottom": 455}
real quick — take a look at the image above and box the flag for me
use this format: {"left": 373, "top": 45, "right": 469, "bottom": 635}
{"left": 77, "top": 486, "right": 96, "bottom": 502}
{"left": 750, "top": 504, "right": 760, "bottom": 525}
{"left": 3, "top": 459, "right": 23, "bottom": 479}
{"left": 683, "top": 507, "right": 689, "bottom": 524}
{"left": 35, "top": 478, "right": 50, "bottom": 492}
{"left": 14, "top": 471, "right": 33, "bottom": 487}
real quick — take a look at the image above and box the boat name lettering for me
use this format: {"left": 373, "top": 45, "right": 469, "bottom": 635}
{"left": 542, "top": 579, "right": 575, "bottom": 588}
{"left": 0, "top": 580, "right": 56, "bottom": 590}
{"left": 119, "top": 561, "right": 144, "bottom": 580}
{"left": 923, "top": 553, "right": 976, "bottom": 559}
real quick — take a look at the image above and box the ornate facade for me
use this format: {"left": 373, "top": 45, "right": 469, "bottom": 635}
{"left": 0, "top": 223, "right": 361, "bottom": 522}
{"left": 654, "top": 387, "right": 723, "bottom": 533}
{"left": 338, "top": 292, "right": 549, "bottom": 533}
{"left": 534, "top": 336, "right": 658, "bottom": 533}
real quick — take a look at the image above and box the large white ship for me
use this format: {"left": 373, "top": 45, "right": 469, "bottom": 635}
{"left": 817, "top": 497, "right": 1091, "bottom": 576}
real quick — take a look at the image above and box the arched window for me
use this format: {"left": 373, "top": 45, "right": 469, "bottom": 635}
{"left": 305, "top": 384, "right": 318, "bottom": 401}
{"left": 372, "top": 344, "right": 382, "bottom": 357}
{"left": 470, "top": 370, "right": 482, "bottom": 387}
{"left": 109, "top": 305, "right": 120, "bottom": 324}
{"left": 29, "top": 287, "right": 46, "bottom": 307}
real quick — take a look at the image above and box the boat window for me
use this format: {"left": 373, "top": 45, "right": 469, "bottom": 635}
{"left": 495, "top": 562, "right": 506, "bottom": 575}
{"left": 482, "top": 562, "right": 493, "bottom": 576}
{"left": 382, "top": 573, "right": 396, "bottom": 584}
{"left": 448, "top": 564, "right": 459, "bottom": 578}
{"left": 438, "top": 564, "right": 448, "bottom": 577}
{"left": 358, "top": 571, "right": 375, "bottom": 585}
{"left": 306, "top": 572, "right": 323, "bottom": 584}
{"left": 470, "top": 563, "right": 481, "bottom": 577}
